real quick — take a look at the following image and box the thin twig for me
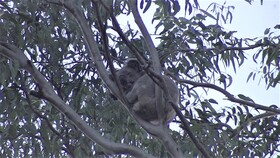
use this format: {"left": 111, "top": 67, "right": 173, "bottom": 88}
{"left": 177, "top": 43, "right": 264, "bottom": 53}
{"left": 170, "top": 102, "right": 213, "bottom": 158}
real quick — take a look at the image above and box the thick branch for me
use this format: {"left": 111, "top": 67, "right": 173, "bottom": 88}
{"left": 94, "top": 3, "right": 128, "bottom": 104}
{"left": 104, "top": 2, "right": 184, "bottom": 156}
{"left": 128, "top": 0, "right": 160, "bottom": 70}
{"left": 46, "top": 0, "right": 120, "bottom": 99}
{"left": 128, "top": 0, "right": 167, "bottom": 125}
{"left": 0, "top": 42, "right": 155, "bottom": 158}
{"left": 128, "top": 0, "right": 166, "bottom": 124}
{"left": 128, "top": 1, "right": 186, "bottom": 157}
{"left": 101, "top": 1, "right": 147, "bottom": 65}
{"left": 130, "top": 114, "right": 184, "bottom": 158}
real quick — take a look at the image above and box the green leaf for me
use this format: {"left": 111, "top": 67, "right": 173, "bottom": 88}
{"left": 224, "top": 31, "right": 237, "bottom": 39}
{"left": 226, "top": 11, "right": 233, "bottom": 23}
{"left": 209, "top": 98, "right": 218, "bottom": 104}
{"left": 142, "top": 0, "right": 152, "bottom": 13}
{"left": 232, "top": 107, "right": 236, "bottom": 114}
{"left": 264, "top": 28, "right": 270, "bottom": 35}
{"left": 274, "top": 24, "right": 280, "bottom": 29}
{"left": 237, "top": 106, "right": 243, "bottom": 115}
{"left": 247, "top": 72, "right": 253, "bottom": 82}
{"left": 237, "top": 94, "right": 254, "bottom": 102}
{"left": 172, "top": 0, "right": 180, "bottom": 15}
{"left": 263, "top": 66, "right": 267, "bottom": 74}
{"left": 199, "top": 9, "right": 216, "bottom": 20}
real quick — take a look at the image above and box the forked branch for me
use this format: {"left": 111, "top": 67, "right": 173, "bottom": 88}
{"left": 0, "top": 42, "right": 156, "bottom": 158}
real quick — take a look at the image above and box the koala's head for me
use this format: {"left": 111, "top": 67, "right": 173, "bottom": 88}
{"left": 115, "top": 59, "right": 145, "bottom": 93}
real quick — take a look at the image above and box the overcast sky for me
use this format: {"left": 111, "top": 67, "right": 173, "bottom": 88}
{"left": 199, "top": 0, "right": 280, "bottom": 106}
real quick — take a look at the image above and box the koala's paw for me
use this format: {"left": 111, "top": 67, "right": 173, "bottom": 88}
{"left": 131, "top": 102, "right": 141, "bottom": 111}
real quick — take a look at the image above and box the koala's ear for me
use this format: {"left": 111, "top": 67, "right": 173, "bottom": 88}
{"left": 126, "top": 59, "right": 142, "bottom": 72}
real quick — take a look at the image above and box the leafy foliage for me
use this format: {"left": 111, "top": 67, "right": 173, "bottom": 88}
{"left": 0, "top": 0, "right": 279, "bottom": 157}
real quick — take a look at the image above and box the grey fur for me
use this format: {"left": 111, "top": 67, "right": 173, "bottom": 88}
{"left": 113, "top": 59, "right": 178, "bottom": 124}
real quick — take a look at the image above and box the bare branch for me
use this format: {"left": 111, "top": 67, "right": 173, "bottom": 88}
{"left": 186, "top": 80, "right": 280, "bottom": 113}
{"left": 128, "top": 0, "right": 160, "bottom": 70}
{"left": 166, "top": 71, "right": 280, "bottom": 114}
{"left": 178, "top": 43, "right": 264, "bottom": 54}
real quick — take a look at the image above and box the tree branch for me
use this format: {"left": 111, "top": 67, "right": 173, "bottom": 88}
{"left": 231, "top": 112, "right": 277, "bottom": 138}
{"left": 128, "top": 2, "right": 213, "bottom": 157}
{"left": 100, "top": 1, "right": 147, "bottom": 65}
{"left": 128, "top": 1, "right": 186, "bottom": 157}
{"left": 166, "top": 71, "right": 280, "bottom": 114}
{"left": 0, "top": 44, "right": 155, "bottom": 158}
{"left": 186, "top": 80, "right": 280, "bottom": 113}
{"left": 170, "top": 102, "right": 213, "bottom": 158}
{"left": 128, "top": 0, "right": 166, "bottom": 123}
{"left": 46, "top": 0, "right": 120, "bottom": 100}
{"left": 128, "top": 0, "right": 160, "bottom": 70}
{"left": 93, "top": 2, "right": 128, "bottom": 104}
{"left": 57, "top": 2, "right": 171, "bottom": 151}
{"left": 178, "top": 43, "right": 264, "bottom": 53}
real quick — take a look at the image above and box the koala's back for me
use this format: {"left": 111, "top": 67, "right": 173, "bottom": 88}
{"left": 136, "top": 75, "right": 178, "bottom": 98}
{"left": 131, "top": 74, "right": 178, "bottom": 123}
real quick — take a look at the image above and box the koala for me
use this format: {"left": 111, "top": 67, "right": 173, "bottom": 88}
{"left": 112, "top": 59, "right": 179, "bottom": 125}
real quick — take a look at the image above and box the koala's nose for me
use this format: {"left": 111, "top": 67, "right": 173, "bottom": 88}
{"left": 119, "top": 77, "right": 127, "bottom": 86}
